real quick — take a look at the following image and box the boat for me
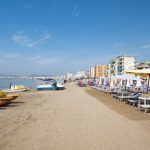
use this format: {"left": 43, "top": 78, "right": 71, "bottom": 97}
{"left": 0, "top": 94, "right": 19, "bottom": 106}
{"left": 37, "top": 80, "right": 65, "bottom": 91}
{"left": 2, "top": 85, "right": 28, "bottom": 93}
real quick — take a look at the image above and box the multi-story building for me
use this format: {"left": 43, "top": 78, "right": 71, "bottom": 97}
{"left": 106, "top": 64, "right": 111, "bottom": 78}
{"left": 109, "top": 59, "right": 118, "bottom": 76}
{"left": 74, "top": 71, "right": 86, "bottom": 79}
{"left": 90, "top": 67, "right": 95, "bottom": 78}
{"left": 136, "top": 61, "right": 150, "bottom": 70}
{"left": 65, "top": 72, "right": 74, "bottom": 80}
{"left": 95, "top": 65, "right": 108, "bottom": 78}
{"left": 109, "top": 55, "right": 136, "bottom": 76}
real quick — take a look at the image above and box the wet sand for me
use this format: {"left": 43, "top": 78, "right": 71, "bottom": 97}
{"left": 0, "top": 82, "right": 150, "bottom": 150}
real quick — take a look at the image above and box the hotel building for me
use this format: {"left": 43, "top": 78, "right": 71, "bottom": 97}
{"left": 95, "top": 65, "right": 108, "bottom": 78}
{"left": 90, "top": 67, "right": 95, "bottom": 78}
{"left": 109, "top": 55, "right": 136, "bottom": 76}
{"left": 136, "top": 61, "right": 150, "bottom": 70}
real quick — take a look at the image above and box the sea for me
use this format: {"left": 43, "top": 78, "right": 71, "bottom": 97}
{"left": 0, "top": 78, "right": 41, "bottom": 90}
{"left": 0, "top": 78, "right": 64, "bottom": 90}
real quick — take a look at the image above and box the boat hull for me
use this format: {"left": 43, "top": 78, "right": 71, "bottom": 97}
{"left": 0, "top": 95, "right": 19, "bottom": 106}
{"left": 37, "top": 81, "right": 65, "bottom": 91}
{"left": 37, "top": 87, "right": 55, "bottom": 90}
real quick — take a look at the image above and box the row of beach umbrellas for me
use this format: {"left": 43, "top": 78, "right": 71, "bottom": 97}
{"left": 96, "top": 69, "right": 150, "bottom": 93}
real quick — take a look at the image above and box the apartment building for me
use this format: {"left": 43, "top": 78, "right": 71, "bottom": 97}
{"left": 136, "top": 61, "right": 150, "bottom": 69}
{"left": 109, "top": 56, "right": 136, "bottom": 76}
{"left": 95, "top": 65, "right": 107, "bottom": 78}
{"left": 74, "top": 71, "right": 86, "bottom": 79}
{"left": 90, "top": 67, "right": 95, "bottom": 78}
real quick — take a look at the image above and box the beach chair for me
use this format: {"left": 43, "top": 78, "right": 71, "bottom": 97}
{"left": 138, "top": 97, "right": 150, "bottom": 113}
{"left": 116, "top": 92, "right": 141, "bottom": 101}
{"left": 113, "top": 91, "right": 129, "bottom": 99}
{"left": 127, "top": 93, "right": 142, "bottom": 106}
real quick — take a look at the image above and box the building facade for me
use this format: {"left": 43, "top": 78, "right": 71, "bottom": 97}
{"left": 74, "top": 71, "right": 86, "bottom": 79}
{"left": 90, "top": 67, "right": 95, "bottom": 78}
{"left": 95, "top": 65, "right": 108, "bottom": 78}
{"left": 136, "top": 61, "right": 150, "bottom": 70}
{"left": 65, "top": 72, "right": 74, "bottom": 80}
{"left": 109, "top": 55, "right": 136, "bottom": 76}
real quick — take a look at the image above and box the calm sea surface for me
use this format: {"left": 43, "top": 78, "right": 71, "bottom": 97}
{"left": 0, "top": 79, "right": 40, "bottom": 90}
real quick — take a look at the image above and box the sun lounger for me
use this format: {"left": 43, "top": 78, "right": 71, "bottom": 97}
{"left": 127, "top": 99, "right": 139, "bottom": 106}
{"left": 116, "top": 92, "right": 141, "bottom": 101}
{"left": 138, "top": 97, "right": 150, "bottom": 113}
{"left": 138, "top": 105, "right": 150, "bottom": 113}
{"left": 113, "top": 91, "right": 129, "bottom": 99}
{"left": 127, "top": 95, "right": 141, "bottom": 106}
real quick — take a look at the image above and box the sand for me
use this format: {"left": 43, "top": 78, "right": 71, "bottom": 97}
{"left": 0, "top": 82, "right": 150, "bottom": 150}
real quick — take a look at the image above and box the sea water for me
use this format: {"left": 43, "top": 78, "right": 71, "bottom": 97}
{"left": 0, "top": 78, "right": 40, "bottom": 90}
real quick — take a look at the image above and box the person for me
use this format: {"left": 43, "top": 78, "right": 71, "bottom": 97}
{"left": 9, "top": 82, "right": 12, "bottom": 89}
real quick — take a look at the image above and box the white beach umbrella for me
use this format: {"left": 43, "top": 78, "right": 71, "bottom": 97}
{"left": 99, "top": 76, "right": 102, "bottom": 85}
{"left": 126, "top": 69, "right": 150, "bottom": 93}
{"left": 110, "top": 77, "right": 114, "bottom": 88}
{"left": 136, "top": 79, "right": 142, "bottom": 87}
{"left": 126, "top": 79, "right": 130, "bottom": 87}
{"left": 103, "top": 78, "right": 108, "bottom": 86}
{"left": 119, "top": 79, "right": 123, "bottom": 86}
{"left": 129, "top": 80, "right": 133, "bottom": 85}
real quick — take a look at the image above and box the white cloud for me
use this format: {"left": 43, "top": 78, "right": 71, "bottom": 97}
{"left": 72, "top": 5, "right": 80, "bottom": 17}
{"left": 12, "top": 31, "right": 51, "bottom": 48}
{"left": 27, "top": 32, "right": 51, "bottom": 48}
{"left": 28, "top": 55, "right": 64, "bottom": 65}
{"left": 12, "top": 31, "right": 31, "bottom": 46}
{"left": 141, "top": 44, "right": 150, "bottom": 49}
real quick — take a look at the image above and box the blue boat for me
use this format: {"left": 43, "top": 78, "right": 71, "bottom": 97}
{"left": 37, "top": 80, "right": 65, "bottom": 91}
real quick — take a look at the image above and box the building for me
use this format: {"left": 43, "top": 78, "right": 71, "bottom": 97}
{"left": 107, "top": 64, "right": 111, "bottom": 78}
{"left": 65, "top": 72, "right": 74, "bottom": 80}
{"left": 109, "top": 55, "right": 136, "bottom": 76}
{"left": 90, "top": 67, "right": 95, "bottom": 78}
{"left": 109, "top": 59, "right": 118, "bottom": 76}
{"left": 95, "top": 65, "right": 108, "bottom": 78}
{"left": 136, "top": 61, "right": 150, "bottom": 70}
{"left": 74, "top": 71, "right": 86, "bottom": 79}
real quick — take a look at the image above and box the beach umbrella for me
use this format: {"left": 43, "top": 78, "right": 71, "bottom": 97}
{"left": 119, "top": 79, "right": 123, "bottom": 86}
{"left": 126, "top": 79, "right": 130, "bottom": 87}
{"left": 103, "top": 78, "right": 108, "bottom": 86}
{"left": 110, "top": 77, "right": 114, "bottom": 89}
{"left": 136, "top": 79, "right": 142, "bottom": 87}
{"left": 113, "top": 74, "right": 138, "bottom": 80}
{"left": 126, "top": 69, "right": 150, "bottom": 93}
{"left": 99, "top": 76, "right": 102, "bottom": 85}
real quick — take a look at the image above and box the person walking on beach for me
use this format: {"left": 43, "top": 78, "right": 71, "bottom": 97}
{"left": 9, "top": 81, "right": 12, "bottom": 89}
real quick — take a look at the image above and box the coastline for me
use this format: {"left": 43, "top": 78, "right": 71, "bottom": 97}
{"left": 0, "top": 83, "right": 150, "bottom": 150}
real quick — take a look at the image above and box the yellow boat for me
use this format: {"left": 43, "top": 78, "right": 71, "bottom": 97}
{"left": 0, "top": 94, "right": 19, "bottom": 106}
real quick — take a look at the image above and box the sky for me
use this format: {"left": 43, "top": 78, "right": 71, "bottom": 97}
{"left": 0, "top": 0, "right": 150, "bottom": 75}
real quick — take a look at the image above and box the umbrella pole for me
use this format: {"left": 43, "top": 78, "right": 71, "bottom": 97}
{"left": 147, "top": 75, "right": 150, "bottom": 94}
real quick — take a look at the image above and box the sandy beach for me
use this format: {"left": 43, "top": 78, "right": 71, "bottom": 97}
{"left": 0, "top": 82, "right": 150, "bottom": 150}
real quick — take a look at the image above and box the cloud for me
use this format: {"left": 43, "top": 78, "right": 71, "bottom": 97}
{"left": 3, "top": 53, "right": 20, "bottom": 59}
{"left": 26, "top": 32, "right": 51, "bottom": 48}
{"left": 28, "top": 55, "right": 64, "bottom": 65}
{"left": 141, "top": 44, "right": 150, "bottom": 49}
{"left": 12, "top": 31, "right": 51, "bottom": 48}
{"left": 12, "top": 31, "right": 31, "bottom": 46}
{"left": 72, "top": 5, "right": 80, "bottom": 17}
{"left": 113, "top": 42, "right": 122, "bottom": 47}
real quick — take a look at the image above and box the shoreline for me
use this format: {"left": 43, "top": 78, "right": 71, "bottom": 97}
{"left": 0, "top": 83, "right": 150, "bottom": 150}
